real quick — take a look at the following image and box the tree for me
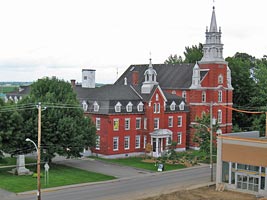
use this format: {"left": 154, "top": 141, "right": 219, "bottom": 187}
{"left": 164, "top": 54, "right": 183, "bottom": 64}
{"left": 19, "top": 77, "right": 96, "bottom": 162}
{"left": 192, "top": 114, "right": 218, "bottom": 156}
{"left": 183, "top": 43, "right": 203, "bottom": 63}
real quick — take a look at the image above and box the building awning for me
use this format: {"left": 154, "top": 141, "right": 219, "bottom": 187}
{"left": 150, "top": 129, "right": 172, "bottom": 138}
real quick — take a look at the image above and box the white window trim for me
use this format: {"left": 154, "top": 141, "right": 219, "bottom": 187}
{"left": 96, "top": 135, "right": 100, "bottom": 150}
{"left": 218, "top": 110, "right": 222, "bottom": 124}
{"left": 154, "top": 118, "right": 159, "bottom": 130}
{"left": 82, "top": 100, "right": 88, "bottom": 111}
{"left": 179, "top": 102, "right": 185, "bottom": 110}
{"left": 136, "top": 118, "right": 141, "bottom": 130}
{"left": 124, "top": 136, "right": 130, "bottom": 150}
{"left": 115, "top": 102, "right": 122, "bottom": 112}
{"left": 113, "top": 137, "right": 119, "bottom": 151}
{"left": 143, "top": 135, "right": 147, "bottom": 149}
{"left": 113, "top": 118, "right": 119, "bottom": 131}
{"left": 177, "top": 132, "right": 182, "bottom": 145}
{"left": 135, "top": 135, "right": 141, "bottom": 149}
{"left": 137, "top": 102, "right": 144, "bottom": 112}
{"left": 126, "top": 102, "right": 133, "bottom": 112}
{"left": 93, "top": 101, "right": 99, "bottom": 112}
{"left": 218, "top": 90, "right": 223, "bottom": 102}
{"left": 218, "top": 74, "right": 223, "bottom": 84}
{"left": 144, "top": 118, "right": 147, "bottom": 130}
{"left": 125, "top": 118, "right": 130, "bottom": 130}
{"left": 170, "top": 101, "right": 176, "bottom": 111}
{"left": 96, "top": 118, "right": 101, "bottom": 130}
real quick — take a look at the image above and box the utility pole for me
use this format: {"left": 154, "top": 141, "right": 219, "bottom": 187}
{"left": 37, "top": 102, "right": 41, "bottom": 200}
{"left": 210, "top": 102, "right": 213, "bottom": 182}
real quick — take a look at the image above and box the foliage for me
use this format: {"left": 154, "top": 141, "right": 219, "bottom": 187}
{"left": 164, "top": 43, "right": 203, "bottom": 64}
{"left": 192, "top": 114, "right": 218, "bottom": 156}
{"left": 0, "top": 77, "right": 96, "bottom": 162}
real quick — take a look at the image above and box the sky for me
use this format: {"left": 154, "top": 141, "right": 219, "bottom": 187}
{"left": 0, "top": 0, "right": 266, "bottom": 84}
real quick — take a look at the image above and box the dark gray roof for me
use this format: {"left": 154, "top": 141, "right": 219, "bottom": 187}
{"left": 115, "top": 63, "right": 207, "bottom": 89}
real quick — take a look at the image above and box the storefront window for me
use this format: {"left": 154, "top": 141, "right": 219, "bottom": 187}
{"left": 222, "top": 161, "right": 229, "bottom": 183}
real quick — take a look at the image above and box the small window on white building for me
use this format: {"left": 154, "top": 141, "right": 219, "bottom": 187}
{"left": 96, "top": 118, "right": 100, "bottom": 130}
{"left": 170, "top": 101, "right": 176, "bottom": 111}
{"left": 177, "top": 116, "right": 182, "bottom": 127}
{"left": 179, "top": 101, "right": 185, "bottom": 110}
{"left": 218, "top": 110, "right": 222, "bottom": 124}
{"left": 113, "top": 137, "right": 119, "bottom": 151}
{"left": 168, "top": 116, "right": 173, "bottom": 127}
{"left": 202, "top": 91, "right": 206, "bottom": 102}
{"left": 126, "top": 102, "right": 133, "bottom": 112}
{"left": 95, "top": 135, "right": 100, "bottom": 150}
{"left": 135, "top": 135, "right": 141, "bottom": 149}
{"left": 124, "top": 136, "right": 130, "bottom": 150}
{"left": 93, "top": 101, "right": 99, "bottom": 112}
{"left": 115, "top": 102, "right": 122, "bottom": 112}
{"left": 125, "top": 118, "right": 130, "bottom": 130}
{"left": 154, "top": 118, "right": 160, "bottom": 130}
{"left": 137, "top": 102, "right": 144, "bottom": 112}
{"left": 177, "top": 132, "right": 182, "bottom": 145}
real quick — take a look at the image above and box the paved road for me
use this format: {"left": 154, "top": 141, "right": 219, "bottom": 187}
{"left": 55, "top": 158, "right": 153, "bottom": 178}
{"left": 4, "top": 165, "right": 213, "bottom": 200}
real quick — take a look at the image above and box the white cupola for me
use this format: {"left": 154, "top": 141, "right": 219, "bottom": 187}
{"left": 141, "top": 58, "right": 158, "bottom": 94}
{"left": 190, "top": 62, "right": 201, "bottom": 89}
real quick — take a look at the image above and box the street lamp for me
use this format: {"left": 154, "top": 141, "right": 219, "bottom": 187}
{"left": 25, "top": 138, "right": 41, "bottom": 200}
{"left": 191, "top": 117, "right": 216, "bottom": 182}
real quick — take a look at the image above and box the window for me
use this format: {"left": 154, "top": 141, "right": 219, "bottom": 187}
{"left": 170, "top": 101, "right": 176, "bottom": 111}
{"left": 113, "top": 119, "right": 119, "bottom": 131}
{"left": 218, "top": 74, "right": 223, "bottom": 84}
{"left": 82, "top": 101, "right": 88, "bottom": 111}
{"left": 218, "top": 90, "right": 222, "bottom": 102}
{"left": 113, "top": 137, "right": 119, "bottom": 151}
{"left": 179, "top": 101, "right": 185, "bottom": 110}
{"left": 96, "top": 118, "right": 100, "bottom": 130}
{"left": 177, "top": 132, "right": 182, "bottom": 145}
{"left": 126, "top": 102, "right": 133, "bottom": 112}
{"left": 168, "top": 116, "right": 173, "bottom": 127}
{"left": 124, "top": 136, "right": 130, "bottom": 150}
{"left": 135, "top": 135, "right": 140, "bottom": 148}
{"left": 202, "top": 91, "right": 206, "bottom": 102}
{"left": 157, "top": 103, "right": 160, "bottom": 113}
{"left": 166, "top": 135, "right": 172, "bottom": 146}
{"left": 177, "top": 116, "right": 182, "bottom": 127}
{"left": 143, "top": 135, "right": 147, "bottom": 148}
{"left": 95, "top": 135, "right": 100, "bottom": 150}
{"left": 154, "top": 103, "right": 160, "bottom": 113}
{"left": 137, "top": 102, "right": 144, "bottom": 112}
{"left": 115, "top": 102, "right": 122, "bottom": 112}
{"left": 154, "top": 118, "right": 159, "bottom": 129}
{"left": 93, "top": 101, "right": 99, "bottom": 112}
{"left": 218, "top": 110, "right": 222, "bottom": 124}
{"left": 125, "top": 118, "right": 130, "bottom": 130}
{"left": 156, "top": 93, "right": 159, "bottom": 101}
{"left": 136, "top": 118, "right": 141, "bottom": 130}
{"left": 182, "top": 91, "right": 187, "bottom": 102}
{"left": 144, "top": 118, "right": 147, "bottom": 130}
{"left": 84, "top": 76, "right": 87, "bottom": 80}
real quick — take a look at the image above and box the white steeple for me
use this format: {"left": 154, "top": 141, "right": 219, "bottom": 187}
{"left": 141, "top": 58, "right": 158, "bottom": 94}
{"left": 199, "top": 6, "right": 225, "bottom": 64}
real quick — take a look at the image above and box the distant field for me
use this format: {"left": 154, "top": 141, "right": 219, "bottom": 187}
{"left": 0, "top": 86, "right": 18, "bottom": 93}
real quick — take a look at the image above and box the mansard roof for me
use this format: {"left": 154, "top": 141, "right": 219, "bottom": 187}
{"left": 115, "top": 63, "right": 207, "bottom": 89}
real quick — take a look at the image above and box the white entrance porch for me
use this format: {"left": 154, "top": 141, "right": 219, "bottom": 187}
{"left": 150, "top": 129, "right": 172, "bottom": 158}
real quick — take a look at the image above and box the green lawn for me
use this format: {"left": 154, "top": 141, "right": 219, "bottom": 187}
{"left": 0, "top": 162, "right": 115, "bottom": 193}
{"left": 91, "top": 157, "right": 185, "bottom": 171}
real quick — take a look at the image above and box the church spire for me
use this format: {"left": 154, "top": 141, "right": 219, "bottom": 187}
{"left": 209, "top": 6, "right": 217, "bottom": 32}
{"left": 199, "top": 6, "right": 225, "bottom": 64}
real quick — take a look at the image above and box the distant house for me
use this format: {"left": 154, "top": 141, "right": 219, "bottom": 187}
{"left": 216, "top": 131, "right": 267, "bottom": 196}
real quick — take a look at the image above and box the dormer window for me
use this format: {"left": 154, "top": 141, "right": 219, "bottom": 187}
{"left": 82, "top": 100, "right": 88, "bottom": 111}
{"left": 170, "top": 101, "right": 176, "bottom": 111}
{"left": 137, "top": 102, "right": 144, "bottom": 112}
{"left": 93, "top": 101, "right": 99, "bottom": 112}
{"left": 126, "top": 102, "right": 133, "bottom": 112}
{"left": 179, "top": 101, "right": 185, "bottom": 110}
{"left": 218, "top": 74, "right": 223, "bottom": 84}
{"left": 115, "top": 102, "right": 122, "bottom": 112}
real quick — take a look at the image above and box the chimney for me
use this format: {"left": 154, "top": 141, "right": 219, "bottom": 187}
{"left": 70, "top": 79, "right": 76, "bottom": 88}
{"left": 132, "top": 71, "right": 139, "bottom": 85}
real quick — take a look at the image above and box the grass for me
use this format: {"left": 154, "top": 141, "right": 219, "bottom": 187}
{"left": 90, "top": 156, "right": 186, "bottom": 171}
{"left": 0, "top": 158, "right": 115, "bottom": 193}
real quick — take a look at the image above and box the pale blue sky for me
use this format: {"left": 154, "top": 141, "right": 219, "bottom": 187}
{"left": 0, "top": 0, "right": 266, "bottom": 83}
